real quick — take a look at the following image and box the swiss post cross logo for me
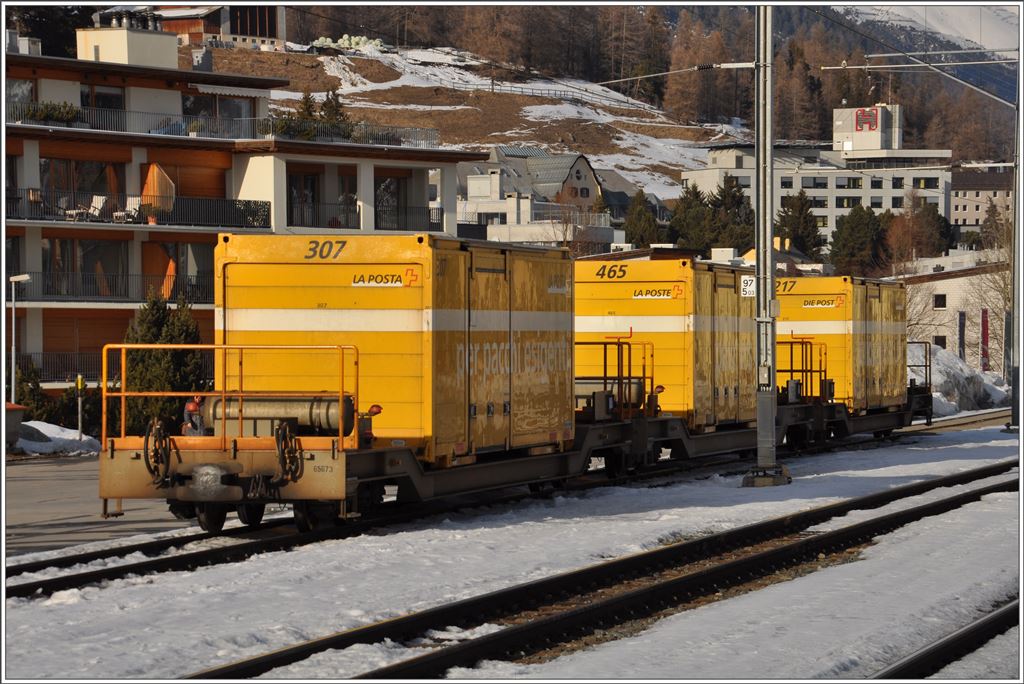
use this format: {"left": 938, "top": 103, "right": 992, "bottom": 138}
{"left": 855, "top": 108, "right": 878, "bottom": 131}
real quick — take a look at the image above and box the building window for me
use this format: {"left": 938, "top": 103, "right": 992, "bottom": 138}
{"left": 736, "top": 176, "right": 751, "bottom": 188}
{"left": 870, "top": 178, "right": 882, "bottom": 189}
{"left": 892, "top": 196, "right": 904, "bottom": 209}
{"left": 6, "top": 235, "right": 22, "bottom": 276}
{"left": 680, "top": 179, "right": 688, "bottom": 189}
{"left": 975, "top": 191, "right": 980, "bottom": 197}
{"left": 802, "top": 176, "right": 828, "bottom": 189}
{"left": 836, "top": 177, "right": 862, "bottom": 189}
{"left": 6, "top": 78, "right": 35, "bottom": 104}
{"left": 183, "top": 94, "right": 254, "bottom": 119}
{"left": 40, "top": 158, "right": 126, "bottom": 199}
{"left": 914, "top": 177, "right": 939, "bottom": 190}
{"left": 892, "top": 177, "right": 904, "bottom": 189}
{"left": 933, "top": 294, "right": 947, "bottom": 310}
{"left": 580, "top": 187, "right": 590, "bottom": 198}
{"left": 815, "top": 215, "right": 828, "bottom": 228}
{"left": 42, "top": 237, "right": 129, "bottom": 296}
{"left": 569, "top": 187, "right": 579, "bottom": 198}
{"left": 80, "top": 84, "right": 125, "bottom": 110}
{"left": 836, "top": 196, "right": 862, "bottom": 209}
{"left": 808, "top": 196, "right": 828, "bottom": 208}
{"left": 870, "top": 196, "right": 883, "bottom": 209}
{"left": 780, "top": 177, "right": 793, "bottom": 189}
{"left": 933, "top": 335, "right": 947, "bottom": 349}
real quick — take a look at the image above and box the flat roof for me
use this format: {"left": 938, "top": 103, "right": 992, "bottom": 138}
{"left": 5, "top": 52, "right": 290, "bottom": 90}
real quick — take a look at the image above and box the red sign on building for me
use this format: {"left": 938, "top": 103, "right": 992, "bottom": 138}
{"left": 855, "top": 108, "right": 878, "bottom": 131}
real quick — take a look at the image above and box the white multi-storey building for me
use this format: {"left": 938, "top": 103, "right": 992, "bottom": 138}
{"left": 680, "top": 103, "right": 952, "bottom": 241}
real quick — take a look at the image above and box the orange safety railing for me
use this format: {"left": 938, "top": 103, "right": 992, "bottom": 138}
{"left": 777, "top": 338, "right": 829, "bottom": 400}
{"left": 574, "top": 340, "right": 656, "bottom": 420}
{"left": 101, "top": 343, "right": 359, "bottom": 448}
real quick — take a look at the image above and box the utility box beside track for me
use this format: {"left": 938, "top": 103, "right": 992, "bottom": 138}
{"left": 574, "top": 258, "right": 757, "bottom": 433}
{"left": 215, "top": 233, "right": 574, "bottom": 467}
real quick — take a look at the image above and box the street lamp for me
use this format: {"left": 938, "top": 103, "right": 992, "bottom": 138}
{"left": 9, "top": 273, "right": 31, "bottom": 404}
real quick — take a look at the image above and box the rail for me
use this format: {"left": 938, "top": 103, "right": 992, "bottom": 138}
{"left": 14, "top": 271, "right": 214, "bottom": 304}
{"left": 101, "top": 343, "right": 359, "bottom": 451}
{"left": 7, "top": 188, "right": 271, "bottom": 229}
{"left": 574, "top": 339, "right": 656, "bottom": 421}
{"left": 907, "top": 340, "right": 933, "bottom": 391}
{"left": 374, "top": 205, "right": 443, "bottom": 231}
{"left": 288, "top": 202, "right": 359, "bottom": 229}
{"left": 6, "top": 102, "right": 442, "bottom": 149}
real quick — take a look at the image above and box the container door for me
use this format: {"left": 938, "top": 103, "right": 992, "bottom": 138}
{"left": 510, "top": 253, "right": 573, "bottom": 448}
{"left": 714, "top": 270, "right": 738, "bottom": 422}
{"left": 866, "top": 284, "right": 882, "bottom": 408}
{"left": 432, "top": 249, "right": 470, "bottom": 458}
{"left": 692, "top": 270, "right": 715, "bottom": 428}
{"left": 468, "top": 249, "right": 511, "bottom": 452}
{"left": 851, "top": 283, "right": 867, "bottom": 410}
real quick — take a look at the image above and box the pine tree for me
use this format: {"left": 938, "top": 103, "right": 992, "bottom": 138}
{"left": 590, "top": 192, "right": 609, "bottom": 216}
{"left": 122, "top": 291, "right": 205, "bottom": 436}
{"left": 670, "top": 183, "right": 712, "bottom": 255}
{"left": 980, "top": 198, "right": 1004, "bottom": 249}
{"left": 829, "top": 205, "right": 888, "bottom": 276}
{"left": 297, "top": 89, "right": 318, "bottom": 120}
{"left": 320, "top": 89, "right": 353, "bottom": 139}
{"left": 707, "top": 176, "right": 755, "bottom": 252}
{"left": 623, "top": 190, "right": 662, "bottom": 248}
{"left": 775, "top": 190, "right": 826, "bottom": 260}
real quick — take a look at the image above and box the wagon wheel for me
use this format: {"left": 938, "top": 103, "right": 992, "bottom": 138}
{"left": 196, "top": 503, "right": 228, "bottom": 534}
{"left": 143, "top": 418, "right": 171, "bottom": 486}
{"left": 236, "top": 502, "right": 266, "bottom": 527}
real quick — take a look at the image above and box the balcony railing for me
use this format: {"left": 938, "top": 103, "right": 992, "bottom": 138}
{"left": 531, "top": 203, "right": 612, "bottom": 227}
{"left": 16, "top": 350, "right": 215, "bottom": 385}
{"left": 7, "top": 102, "right": 441, "bottom": 149}
{"left": 6, "top": 188, "right": 270, "bottom": 229}
{"left": 15, "top": 271, "right": 214, "bottom": 304}
{"left": 375, "top": 205, "right": 443, "bottom": 232}
{"left": 288, "top": 202, "right": 359, "bottom": 229}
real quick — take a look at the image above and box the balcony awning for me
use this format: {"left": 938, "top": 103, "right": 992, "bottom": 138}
{"left": 191, "top": 83, "right": 271, "bottom": 99}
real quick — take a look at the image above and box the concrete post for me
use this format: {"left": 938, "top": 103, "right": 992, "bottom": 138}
{"left": 357, "top": 161, "right": 375, "bottom": 231}
{"left": 441, "top": 164, "right": 458, "bottom": 236}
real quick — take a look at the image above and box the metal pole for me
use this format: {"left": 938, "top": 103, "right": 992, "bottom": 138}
{"left": 1008, "top": 100, "right": 1020, "bottom": 432}
{"left": 744, "top": 5, "right": 789, "bottom": 487}
{"left": 10, "top": 281, "right": 16, "bottom": 404}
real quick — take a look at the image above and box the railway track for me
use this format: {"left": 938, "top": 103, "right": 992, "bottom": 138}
{"left": 6, "top": 409, "right": 1010, "bottom": 598}
{"left": 187, "top": 459, "right": 1019, "bottom": 679}
{"left": 871, "top": 599, "right": 1019, "bottom": 679}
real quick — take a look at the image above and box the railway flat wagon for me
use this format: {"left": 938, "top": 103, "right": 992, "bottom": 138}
{"left": 575, "top": 257, "right": 756, "bottom": 431}
{"left": 775, "top": 275, "right": 926, "bottom": 439}
{"left": 99, "top": 234, "right": 581, "bottom": 531}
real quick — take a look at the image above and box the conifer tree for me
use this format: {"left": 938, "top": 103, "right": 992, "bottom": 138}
{"left": 320, "top": 89, "right": 353, "bottom": 139}
{"left": 670, "top": 183, "right": 712, "bottom": 255}
{"left": 623, "top": 190, "right": 662, "bottom": 248}
{"left": 707, "top": 175, "right": 755, "bottom": 252}
{"left": 829, "top": 205, "right": 888, "bottom": 276}
{"left": 123, "top": 291, "right": 205, "bottom": 436}
{"left": 775, "top": 189, "right": 826, "bottom": 260}
{"left": 297, "top": 89, "right": 318, "bottom": 120}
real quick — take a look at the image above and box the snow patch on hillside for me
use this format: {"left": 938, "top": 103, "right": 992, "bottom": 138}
{"left": 839, "top": 5, "right": 1020, "bottom": 52}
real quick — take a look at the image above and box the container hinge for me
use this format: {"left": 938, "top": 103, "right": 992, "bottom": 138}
{"left": 486, "top": 402, "right": 494, "bottom": 417}
{"left": 469, "top": 403, "right": 477, "bottom": 419}
{"left": 503, "top": 401, "right": 511, "bottom": 415}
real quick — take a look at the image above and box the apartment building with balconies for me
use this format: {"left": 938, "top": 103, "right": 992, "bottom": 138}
{"left": 679, "top": 104, "right": 952, "bottom": 242}
{"left": 4, "top": 18, "right": 485, "bottom": 389}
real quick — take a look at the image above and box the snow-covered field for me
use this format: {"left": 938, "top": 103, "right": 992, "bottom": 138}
{"left": 3, "top": 425, "right": 1018, "bottom": 679}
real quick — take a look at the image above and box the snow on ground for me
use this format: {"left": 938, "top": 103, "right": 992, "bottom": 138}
{"left": 4, "top": 426, "right": 1017, "bottom": 679}
{"left": 14, "top": 420, "right": 99, "bottom": 455}
{"left": 453, "top": 489, "right": 1018, "bottom": 679}
{"left": 909, "top": 343, "right": 1012, "bottom": 417}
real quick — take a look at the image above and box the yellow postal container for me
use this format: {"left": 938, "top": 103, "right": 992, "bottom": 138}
{"left": 215, "top": 234, "right": 574, "bottom": 466}
{"left": 775, "top": 276, "right": 907, "bottom": 411}
{"left": 574, "top": 258, "right": 756, "bottom": 431}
